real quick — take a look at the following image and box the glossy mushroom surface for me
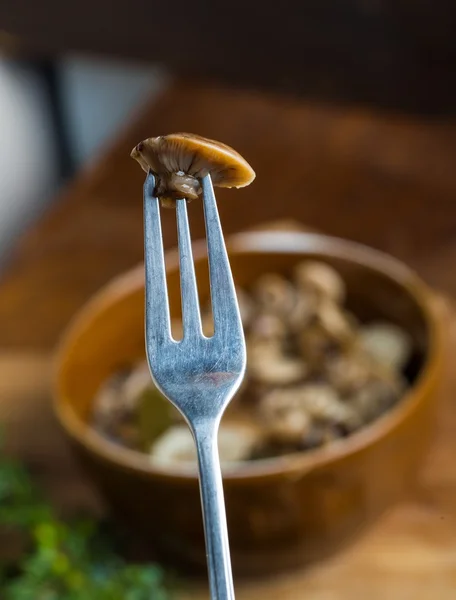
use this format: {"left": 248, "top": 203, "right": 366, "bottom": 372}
{"left": 131, "top": 133, "right": 255, "bottom": 207}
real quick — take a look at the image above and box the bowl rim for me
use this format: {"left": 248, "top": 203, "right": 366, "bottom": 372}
{"left": 53, "top": 230, "right": 444, "bottom": 483}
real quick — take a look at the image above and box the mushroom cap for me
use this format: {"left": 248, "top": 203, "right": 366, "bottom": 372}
{"left": 149, "top": 421, "right": 262, "bottom": 466}
{"left": 359, "top": 322, "right": 412, "bottom": 371}
{"left": 131, "top": 133, "right": 255, "bottom": 188}
{"left": 294, "top": 261, "right": 346, "bottom": 304}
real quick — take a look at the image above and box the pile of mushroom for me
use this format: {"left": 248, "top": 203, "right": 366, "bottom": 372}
{"left": 235, "top": 262, "right": 410, "bottom": 456}
{"left": 92, "top": 260, "right": 412, "bottom": 467}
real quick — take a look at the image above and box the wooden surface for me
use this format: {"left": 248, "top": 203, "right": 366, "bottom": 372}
{"left": 1, "top": 79, "right": 456, "bottom": 595}
{"left": 2, "top": 80, "right": 456, "bottom": 350}
{"left": 54, "top": 224, "right": 444, "bottom": 576}
{"left": 1, "top": 294, "right": 456, "bottom": 598}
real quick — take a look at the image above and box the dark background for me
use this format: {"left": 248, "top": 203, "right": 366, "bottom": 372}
{"left": 1, "top": 0, "right": 456, "bottom": 114}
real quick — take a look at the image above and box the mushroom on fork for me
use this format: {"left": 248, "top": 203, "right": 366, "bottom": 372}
{"left": 131, "top": 133, "right": 255, "bottom": 207}
{"left": 132, "top": 133, "right": 255, "bottom": 600}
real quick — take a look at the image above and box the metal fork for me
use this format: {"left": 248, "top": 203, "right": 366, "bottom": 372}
{"left": 143, "top": 172, "right": 246, "bottom": 600}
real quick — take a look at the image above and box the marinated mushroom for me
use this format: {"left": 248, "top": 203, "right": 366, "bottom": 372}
{"left": 298, "top": 323, "right": 338, "bottom": 365}
{"left": 358, "top": 322, "right": 412, "bottom": 372}
{"left": 349, "top": 377, "right": 403, "bottom": 422}
{"left": 267, "top": 409, "right": 312, "bottom": 444}
{"left": 287, "top": 290, "right": 318, "bottom": 330}
{"left": 259, "top": 388, "right": 312, "bottom": 443}
{"left": 252, "top": 273, "right": 296, "bottom": 315}
{"left": 249, "top": 312, "right": 288, "bottom": 342}
{"left": 316, "top": 299, "right": 356, "bottom": 344}
{"left": 131, "top": 133, "right": 255, "bottom": 207}
{"left": 149, "top": 421, "right": 263, "bottom": 467}
{"left": 149, "top": 425, "right": 196, "bottom": 466}
{"left": 248, "top": 342, "right": 308, "bottom": 386}
{"left": 297, "top": 383, "right": 361, "bottom": 431}
{"left": 325, "top": 352, "right": 372, "bottom": 395}
{"left": 294, "top": 261, "right": 346, "bottom": 303}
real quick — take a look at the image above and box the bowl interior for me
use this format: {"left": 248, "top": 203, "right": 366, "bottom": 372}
{"left": 56, "top": 232, "right": 433, "bottom": 474}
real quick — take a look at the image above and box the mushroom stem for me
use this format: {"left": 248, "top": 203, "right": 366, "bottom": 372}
{"left": 156, "top": 173, "right": 201, "bottom": 204}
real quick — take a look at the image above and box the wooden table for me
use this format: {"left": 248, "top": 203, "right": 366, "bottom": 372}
{"left": 1, "top": 80, "right": 456, "bottom": 598}
{"left": 2, "top": 81, "right": 456, "bottom": 351}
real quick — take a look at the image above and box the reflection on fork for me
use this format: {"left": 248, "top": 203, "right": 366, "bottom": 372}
{"left": 143, "top": 172, "right": 246, "bottom": 600}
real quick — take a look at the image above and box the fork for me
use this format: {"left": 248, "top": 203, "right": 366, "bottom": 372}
{"left": 143, "top": 171, "right": 246, "bottom": 600}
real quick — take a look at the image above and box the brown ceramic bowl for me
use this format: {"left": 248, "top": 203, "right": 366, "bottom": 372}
{"left": 54, "top": 229, "right": 443, "bottom": 576}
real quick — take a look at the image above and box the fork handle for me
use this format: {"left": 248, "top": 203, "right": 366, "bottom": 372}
{"left": 194, "top": 424, "right": 235, "bottom": 600}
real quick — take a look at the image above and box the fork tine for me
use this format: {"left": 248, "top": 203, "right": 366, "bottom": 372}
{"left": 143, "top": 172, "right": 172, "bottom": 350}
{"left": 202, "top": 175, "right": 242, "bottom": 332}
{"left": 176, "top": 198, "right": 202, "bottom": 336}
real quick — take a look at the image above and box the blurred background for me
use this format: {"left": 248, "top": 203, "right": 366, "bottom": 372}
{"left": 1, "top": 0, "right": 456, "bottom": 260}
{"left": 0, "top": 50, "right": 167, "bottom": 260}
{"left": 1, "top": 2, "right": 456, "bottom": 598}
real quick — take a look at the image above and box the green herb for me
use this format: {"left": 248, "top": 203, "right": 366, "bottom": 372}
{"left": 0, "top": 445, "right": 172, "bottom": 599}
{"left": 137, "top": 387, "right": 175, "bottom": 450}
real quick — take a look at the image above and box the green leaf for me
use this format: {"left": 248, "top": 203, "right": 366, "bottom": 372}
{"left": 0, "top": 437, "right": 173, "bottom": 599}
